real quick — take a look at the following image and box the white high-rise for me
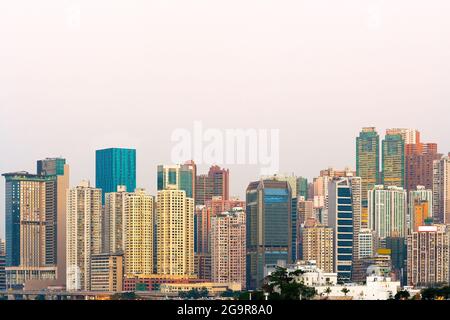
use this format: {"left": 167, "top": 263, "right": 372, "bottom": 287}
{"left": 368, "top": 185, "right": 407, "bottom": 241}
{"left": 66, "top": 181, "right": 102, "bottom": 291}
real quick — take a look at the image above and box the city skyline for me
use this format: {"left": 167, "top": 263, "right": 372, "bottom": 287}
{"left": 0, "top": 126, "right": 449, "bottom": 239}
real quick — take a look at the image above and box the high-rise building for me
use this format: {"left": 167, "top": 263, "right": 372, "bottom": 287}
{"left": 405, "top": 142, "right": 441, "bottom": 192}
{"left": 0, "top": 239, "right": 5, "bottom": 256}
{"left": 300, "top": 218, "right": 334, "bottom": 273}
{"left": 433, "top": 155, "right": 450, "bottom": 224}
{"left": 195, "top": 165, "right": 229, "bottom": 205}
{"left": 382, "top": 133, "right": 405, "bottom": 188}
{"left": 156, "top": 189, "right": 194, "bottom": 276}
{"left": 103, "top": 186, "right": 128, "bottom": 255}
{"left": 211, "top": 208, "right": 246, "bottom": 289}
{"left": 96, "top": 148, "right": 136, "bottom": 204}
{"left": 356, "top": 127, "right": 380, "bottom": 229}
{"left": 194, "top": 197, "right": 245, "bottom": 280}
{"left": 194, "top": 205, "right": 211, "bottom": 280}
{"left": 38, "top": 158, "right": 70, "bottom": 287}
{"left": 328, "top": 176, "right": 361, "bottom": 283}
{"left": 368, "top": 185, "right": 407, "bottom": 242}
{"left": 296, "top": 177, "right": 309, "bottom": 199}
{"left": 407, "top": 225, "right": 450, "bottom": 287}
{"left": 2, "top": 171, "right": 59, "bottom": 287}
{"left": 409, "top": 186, "right": 433, "bottom": 233}
{"left": 66, "top": 181, "right": 102, "bottom": 291}
{"left": 2, "top": 158, "right": 69, "bottom": 288}
{"left": 124, "top": 189, "right": 155, "bottom": 277}
{"left": 158, "top": 163, "right": 195, "bottom": 199}
{"left": 246, "top": 180, "right": 292, "bottom": 290}
{"left": 90, "top": 253, "right": 124, "bottom": 292}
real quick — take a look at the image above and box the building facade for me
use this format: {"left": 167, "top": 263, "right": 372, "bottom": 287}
{"left": 96, "top": 148, "right": 136, "bottom": 204}
{"left": 328, "top": 177, "right": 362, "bottom": 283}
{"left": 368, "top": 185, "right": 407, "bottom": 242}
{"left": 246, "top": 180, "right": 292, "bottom": 290}
{"left": 124, "top": 189, "right": 155, "bottom": 277}
{"left": 156, "top": 189, "right": 194, "bottom": 276}
{"left": 356, "top": 127, "right": 380, "bottom": 229}
{"left": 66, "top": 181, "right": 102, "bottom": 291}
{"left": 211, "top": 208, "right": 246, "bottom": 289}
{"left": 407, "top": 225, "right": 450, "bottom": 287}
{"left": 90, "top": 253, "right": 124, "bottom": 292}
{"left": 300, "top": 219, "right": 334, "bottom": 273}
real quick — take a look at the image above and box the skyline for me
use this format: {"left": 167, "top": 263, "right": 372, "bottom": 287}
{"left": 0, "top": 125, "right": 448, "bottom": 239}
{"left": 2, "top": 0, "right": 450, "bottom": 239}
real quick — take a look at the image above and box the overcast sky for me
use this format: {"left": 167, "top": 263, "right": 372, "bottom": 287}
{"left": 1, "top": 0, "right": 450, "bottom": 238}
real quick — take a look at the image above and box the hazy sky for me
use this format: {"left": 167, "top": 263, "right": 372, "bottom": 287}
{"left": 1, "top": 0, "right": 450, "bottom": 237}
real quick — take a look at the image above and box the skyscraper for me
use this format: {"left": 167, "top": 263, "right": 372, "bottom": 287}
{"left": 211, "top": 208, "right": 246, "bottom": 289}
{"left": 96, "top": 148, "right": 136, "bottom": 203}
{"left": 124, "top": 189, "right": 155, "bottom": 277}
{"left": 328, "top": 176, "right": 361, "bottom": 283}
{"left": 195, "top": 165, "right": 230, "bottom": 205}
{"left": 382, "top": 133, "right": 405, "bottom": 188}
{"left": 36, "top": 157, "right": 70, "bottom": 286}
{"left": 2, "top": 172, "right": 58, "bottom": 286}
{"left": 356, "top": 127, "right": 380, "bottom": 229}
{"left": 156, "top": 189, "right": 194, "bottom": 276}
{"left": 157, "top": 163, "right": 195, "bottom": 199}
{"left": 246, "top": 180, "right": 292, "bottom": 290}
{"left": 433, "top": 155, "right": 450, "bottom": 224}
{"left": 368, "top": 185, "right": 407, "bottom": 242}
{"left": 66, "top": 181, "right": 102, "bottom": 291}
{"left": 407, "top": 225, "right": 450, "bottom": 287}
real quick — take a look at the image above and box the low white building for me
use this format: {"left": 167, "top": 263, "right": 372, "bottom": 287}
{"left": 265, "top": 261, "right": 401, "bottom": 300}
{"left": 315, "top": 275, "right": 400, "bottom": 300}
{"left": 265, "top": 260, "right": 338, "bottom": 286}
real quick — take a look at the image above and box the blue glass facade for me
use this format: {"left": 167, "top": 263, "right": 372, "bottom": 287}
{"left": 96, "top": 148, "right": 136, "bottom": 203}
{"left": 5, "top": 180, "right": 20, "bottom": 267}
{"left": 246, "top": 181, "right": 292, "bottom": 290}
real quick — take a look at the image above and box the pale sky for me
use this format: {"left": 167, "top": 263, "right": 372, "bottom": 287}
{"left": 1, "top": 0, "right": 450, "bottom": 237}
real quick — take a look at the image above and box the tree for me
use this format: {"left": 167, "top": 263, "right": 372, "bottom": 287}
{"left": 324, "top": 287, "right": 332, "bottom": 297}
{"left": 112, "top": 292, "right": 138, "bottom": 300}
{"left": 179, "top": 288, "right": 209, "bottom": 300}
{"left": 394, "top": 290, "right": 410, "bottom": 300}
{"left": 341, "top": 288, "right": 350, "bottom": 296}
{"left": 35, "top": 294, "right": 46, "bottom": 300}
{"left": 262, "top": 266, "right": 317, "bottom": 300}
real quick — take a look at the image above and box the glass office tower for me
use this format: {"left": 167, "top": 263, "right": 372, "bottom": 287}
{"left": 96, "top": 148, "right": 136, "bottom": 203}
